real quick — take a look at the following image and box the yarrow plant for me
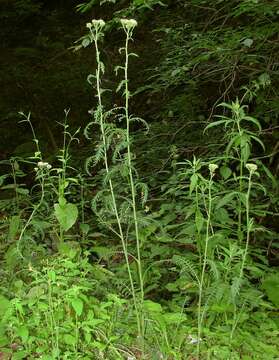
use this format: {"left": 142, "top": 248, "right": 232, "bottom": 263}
{"left": 84, "top": 17, "right": 146, "bottom": 346}
{"left": 197, "top": 162, "right": 218, "bottom": 354}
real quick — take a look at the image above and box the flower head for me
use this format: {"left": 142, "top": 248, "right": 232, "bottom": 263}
{"left": 246, "top": 163, "right": 257, "bottom": 174}
{"left": 87, "top": 19, "right": 105, "bottom": 31}
{"left": 209, "top": 163, "right": 218, "bottom": 175}
{"left": 92, "top": 19, "right": 105, "bottom": 28}
{"left": 120, "top": 19, "right": 138, "bottom": 30}
{"left": 37, "top": 161, "right": 51, "bottom": 170}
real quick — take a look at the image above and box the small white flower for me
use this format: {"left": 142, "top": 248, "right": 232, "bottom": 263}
{"left": 46, "top": 164, "right": 52, "bottom": 170}
{"left": 86, "top": 22, "right": 92, "bottom": 29}
{"left": 246, "top": 163, "right": 257, "bottom": 174}
{"left": 209, "top": 163, "right": 218, "bottom": 175}
{"left": 37, "top": 161, "right": 44, "bottom": 168}
{"left": 34, "top": 167, "right": 38, "bottom": 172}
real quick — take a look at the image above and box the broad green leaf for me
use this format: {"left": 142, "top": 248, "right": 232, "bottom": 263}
{"left": 12, "top": 351, "right": 28, "bottom": 360}
{"left": 214, "top": 208, "right": 231, "bottom": 224}
{"left": 242, "top": 115, "right": 261, "bottom": 130}
{"left": 17, "top": 325, "right": 29, "bottom": 343}
{"left": 220, "top": 166, "right": 232, "bottom": 180}
{"left": 71, "top": 298, "right": 83, "bottom": 317}
{"left": 143, "top": 300, "right": 163, "bottom": 313}
{"left": 40, "top": 356, "right": 53, "bottom": 360}
{"left": 54, "top": 202, "right": 78, "bottom": 231}
{"left": 189, "top": 173, "right": 198, "bottom": 195}
{"left": 163, "top": 312, "right": 186, "bottom": 324}
{"left": 0, "top": 296, "right": 10, "bottom": 317}
{"left": 262, "top": 274, "right": 279, "bottom": 307}
{"left": 80, "top": 223, "right": 90, "bottom": 234}
{"left": 26, "top": 285, "right": 45, "bottom": 299}
{"left": 216, "top": 192, "right": 237, "bottom": 209}
{"left": 48, "top": 270, "right": 56, "bottom": 282}
{"left": 204, "top": 119, "right": 231, "bottom": 132}
{"left": 64, "top": 334, "right": 76, "bottom": 346}
{"left": 58, "top": 241, "right": 80, "bottom": 258}
{"left": 8, "top": 215, "right": 20, "bottom": 241}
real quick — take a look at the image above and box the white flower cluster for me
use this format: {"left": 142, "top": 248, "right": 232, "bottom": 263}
{"left": 34, "top": 161, "right": 52, "bottom": 171}
{"left": 120, "top": 19, "right": 138, "bottom": 30}
{"left": 208, "top": 163, "right": 218, "bottom": 175}
{"left": 246, "top": 163, "right": 258, "bottom": 174}
{"left": 86, "top": 19, "right": 106, "bottom": 29}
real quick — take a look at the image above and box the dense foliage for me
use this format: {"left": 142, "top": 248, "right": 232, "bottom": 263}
{"left": 0, "top": 0, "right": 278, "bottom": 359}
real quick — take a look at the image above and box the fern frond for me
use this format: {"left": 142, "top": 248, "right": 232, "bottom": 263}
{"left": 135, "top": 182, "right": 149, "bottom": 206}
{"left": 129, "top": 116, "right": 149, "bottom": 134}
{"left": 172, "top": 255, "right": 200, "bottom": 285}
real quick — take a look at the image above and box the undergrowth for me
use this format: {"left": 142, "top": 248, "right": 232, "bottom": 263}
{"left": 0, "top": 17, "right": 278, "bottom": 360}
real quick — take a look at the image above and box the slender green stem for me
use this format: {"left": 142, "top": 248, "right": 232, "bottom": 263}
{"left": 230, "top": 167, "right": 254, "bottom": 341}
{"left": 197, "top": 173, "right": 213, "bottom": 357}
{"left": 239, "top": 171, "right": 252, "bottom": 279}
{"left": 90, "top": 26, "right": 142, "bottom": 337}
{"left": 123, "top": 28, "right": 145, "bottom": 339}
{"left": 237, "top": 119, "right": 244, "bottom": 244}
{"left": 10, "top": 159, "right": 19, "bottom": 212}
